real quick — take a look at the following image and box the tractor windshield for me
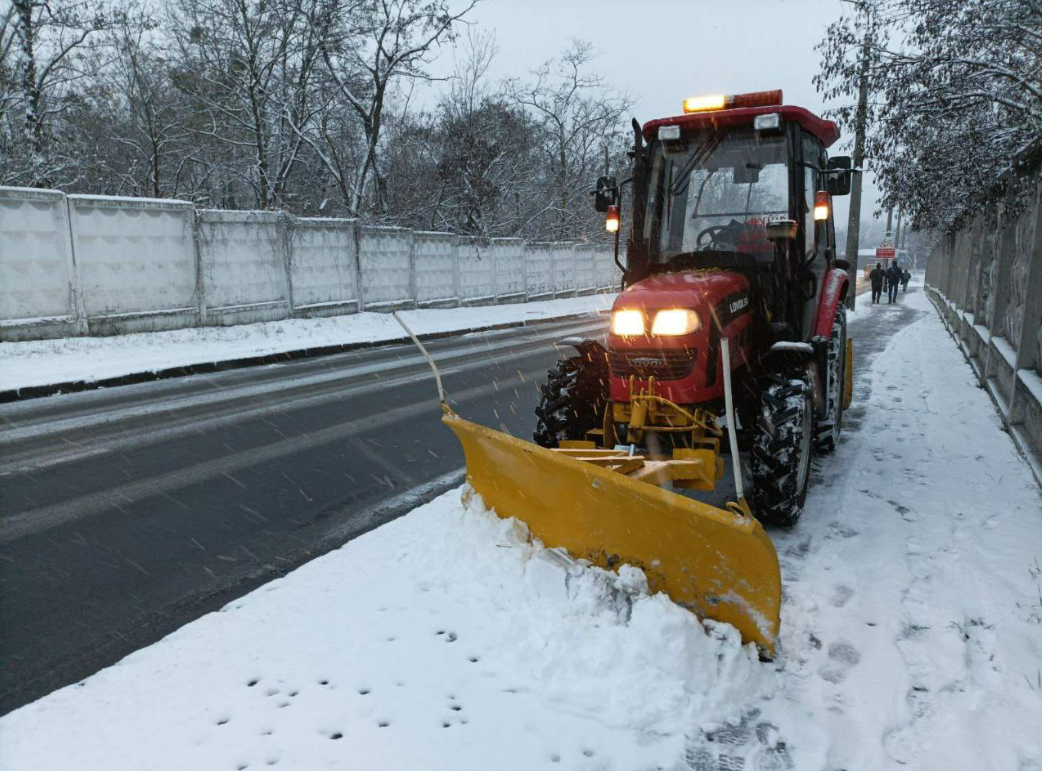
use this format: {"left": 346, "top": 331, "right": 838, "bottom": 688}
{"left": 644, "top": 127, "right": 790, "bottom": 266}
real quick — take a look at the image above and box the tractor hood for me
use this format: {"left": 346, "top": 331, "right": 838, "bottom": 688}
{"left": 608, "top": 269, "right": 755, "bottom": 405}
{"left": 612, "top": 270, "right": 751, "bottom": 329}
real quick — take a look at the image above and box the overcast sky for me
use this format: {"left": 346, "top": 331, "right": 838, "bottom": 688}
{"left": 436, "top": 0, "right": 884, "bottom": 229}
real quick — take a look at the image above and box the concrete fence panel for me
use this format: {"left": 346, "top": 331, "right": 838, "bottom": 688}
{"left": 550, "top": 243, "right": 578, "bottom": 298}
{"left": 596, "top": 248, "right": 615, "bottom": 290}
{"left": 0, "top": 187, "right": 80, "bottom": 340}
{"left": 1004, "top": 205, "right": 1035, "bottom": 349}
{"left": 413, "top": 232, "right": 458, "bottom": 307}
{"left": 525, "top": 242, "right": 555, "bottom": 300}
{"left": 358, "top": 226, "right": 414, "bottom": 310}
{"left": 69, "top": 195, "right": 197, "bottom": 335}
{"left": 288, "top": 218, "right": 360, "bottom": 317}
{"left": 573, "top": 244, "right": 598, "bottom": 295}
{"left": 974, "top": 212, "right": 998, "bottom": 323}
{"left": 492, "top": 238, "right": 525, "bottom": 301}
{"left": 458, "top": 237, "right": 495, "bottom": 305}
{"left": 963, "top": 216, "right": 983, "bottom": 313}
{"left": 197, "top": 210, "right": 290, "bottom": 326}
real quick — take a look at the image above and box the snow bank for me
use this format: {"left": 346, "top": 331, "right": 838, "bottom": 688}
{"left": 0, "top": 294, "right": 614, "bottom": 392}
{"left": 0, "top": 490, "right": 773, "bottom": 771}
{"left": 760, "top": 285, "right": 1042, "bottom": 770}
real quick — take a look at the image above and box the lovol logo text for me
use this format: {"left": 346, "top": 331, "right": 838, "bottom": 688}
{"left": 728, "top": 296, "right": 749, "bottom": 314}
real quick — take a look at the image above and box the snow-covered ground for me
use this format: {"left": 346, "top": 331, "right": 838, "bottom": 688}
{"left": 3, "top": 284, "right": 1041, "bottom": 770}
{"left": 0, "top": 294, "right": 613, "bottom": 392}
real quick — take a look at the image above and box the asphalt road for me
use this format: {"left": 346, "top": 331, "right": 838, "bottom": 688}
{"left": 0, "top": 314, "right": 608, "bottom": 715}
{"left": 0, "top": 288, "right": 922, "bottom": 717}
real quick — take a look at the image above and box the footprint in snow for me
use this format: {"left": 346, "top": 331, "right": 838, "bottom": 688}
{"left": 819, "top": 641, "right": 861, "bottom": 684}
{"left": 826, "top": 522, "right": 859, "bottom": 540}
{"left": 898, "top": 622, "right": 931, "bottom": 640}
{"left": 831, "top": 584, "right": 855, "bottom": 608}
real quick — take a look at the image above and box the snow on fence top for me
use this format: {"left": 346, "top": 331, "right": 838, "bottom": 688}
{"left": 0, "top": 187, "right": 619, "bottom": 341}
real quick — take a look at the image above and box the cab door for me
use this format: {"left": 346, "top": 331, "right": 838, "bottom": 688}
{"left": 799, "top": 133, "right": 830, "bottom": 339}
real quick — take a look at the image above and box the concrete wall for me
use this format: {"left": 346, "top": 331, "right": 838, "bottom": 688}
{"left": 70, "top": 195, "right": 198, "bottom": 335}
{"left": 0, "top": 187, "right": 82, "bottom": 339}
{"left": 924, "top": 175, "right": 1042, "bottom": 485}
{"left": 0, "top": 186, "right": 621, "bottom": 341}
{"left": 288, "top": 218, "right": 360, "bottom": 317}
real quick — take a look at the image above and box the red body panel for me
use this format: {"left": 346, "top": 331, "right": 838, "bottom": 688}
{"left": 813, "top": 268, "right": 850, "bottom": 338}
{"left": 609, "top": 271, "right": 754, "bottom": 404}
{"left": 643, "top": 105, "right": 841, "bottom": 148}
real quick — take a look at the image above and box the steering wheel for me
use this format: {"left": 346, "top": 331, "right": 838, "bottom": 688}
{"left": 696, "top": 223, "right": 739, "bottom": 250}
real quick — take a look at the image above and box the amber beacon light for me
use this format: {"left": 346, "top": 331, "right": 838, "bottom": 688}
{"left": 682, "top": 89, "right": 783, "bottom": 113}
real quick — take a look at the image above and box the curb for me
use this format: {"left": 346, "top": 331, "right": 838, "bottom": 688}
{"left": 0, "top": 311, "right": 609, "bottom": 404}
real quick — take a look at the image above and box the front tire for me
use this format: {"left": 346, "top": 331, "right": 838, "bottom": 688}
{"left": 533, "top": 344, "right": 608, "bottom": 448}
{"left": 751, "top": 375, "right": 814, "bottom": 527}
{"left": 815, "top": 306, "right": 847, "bottom": 453}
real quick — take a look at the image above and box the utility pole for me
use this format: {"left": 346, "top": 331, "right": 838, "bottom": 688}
{"left": 843, "top": 13, "right": 873, "bottom": 310}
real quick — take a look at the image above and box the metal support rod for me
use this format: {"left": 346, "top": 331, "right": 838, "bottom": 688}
{"left": 393, "top": 312, "right": 445, "bottom": 405}
{"left": 720, "top": 338, "right": 745, "bottom": 501}
{"left": 612, "top": 178, "right": 631, "bottom": 283}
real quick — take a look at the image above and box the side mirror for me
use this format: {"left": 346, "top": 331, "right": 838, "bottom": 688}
{"left": 826, "top": 156, "right": 852, "bottom": 197}
{"left": 593, "top": 175, "right": 617, "bottom": 213}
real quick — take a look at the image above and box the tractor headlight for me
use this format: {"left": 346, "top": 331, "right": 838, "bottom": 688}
{"left": 611, "top": 309, "right": 645, "bottom": 336}
{"left": 651, "top": 309, "right": 701, "bottom": 336}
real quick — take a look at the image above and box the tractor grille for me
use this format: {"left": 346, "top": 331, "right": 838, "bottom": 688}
{"left": 609, "top": 349, "right": 697, "bottom": 380}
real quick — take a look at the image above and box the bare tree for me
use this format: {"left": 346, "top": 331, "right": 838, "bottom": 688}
{"left": 308, "top": 0, "right": 477, "bottom": 215}
{"left": 0, "top": 4, "right": 19, "bottom": 131}
{"left": 98, "top": 18, "right": 196, "bottom": 197}
{"left": 817, "top": 0, "right": 1042, "bottom": 231}
{"left": 6, "top": 0, "right": 109, "bottom": 185}
{"left": 168, "top": 0, "right": 319, "bottom": 208}
{"left": 507, "top": 40, "right": 631, "bottom": 240}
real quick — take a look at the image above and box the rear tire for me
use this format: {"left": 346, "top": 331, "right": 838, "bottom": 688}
{"left": 751, "top": 375, "right": 814, "bottom": 527}
{"left": 815, "top": 306, "right": 847, "bottom": 454}
{"left": 533, "top": 345, "right": 608, "bottom": 448}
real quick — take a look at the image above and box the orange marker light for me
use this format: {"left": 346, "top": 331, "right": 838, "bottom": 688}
{"left": 814, "top": 191, "right": 830, "bottom": 221}
{"left": 605, "top": 204, "right": 620, "bottom": 233}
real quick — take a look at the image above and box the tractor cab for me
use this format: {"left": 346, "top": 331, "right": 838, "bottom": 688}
{"left": 597, "top": 90, "right": 852, "bottom": 350}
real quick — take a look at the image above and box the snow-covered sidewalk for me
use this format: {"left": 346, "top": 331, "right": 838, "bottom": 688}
{"left": 0, "top": 294, "right": 613, "bottom": 393}
{"left": 2, "top": 286, "right": 1041, "bottom": 770}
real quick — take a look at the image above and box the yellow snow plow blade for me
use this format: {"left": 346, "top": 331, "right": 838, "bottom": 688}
{"left": 443, "top": 409, "right": 781, "bottom": 655}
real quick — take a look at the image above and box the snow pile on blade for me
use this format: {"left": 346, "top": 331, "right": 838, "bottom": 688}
{"left": 0, "top": 489, "right": 773, "bottom": 771}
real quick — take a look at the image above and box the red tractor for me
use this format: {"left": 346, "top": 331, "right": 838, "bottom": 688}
{"left": 534, "top": 90, "right": 854, "bottom": 526}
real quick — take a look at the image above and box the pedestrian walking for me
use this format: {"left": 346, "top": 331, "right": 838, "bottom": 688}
{"left": 887, "top": 261, "right": 902, "bottom": 303}
{"left": 901, "top": 269, "right": 911, "bottom": 292}
{"left": 870, "top": 262, "right": 885, "bottom": 304}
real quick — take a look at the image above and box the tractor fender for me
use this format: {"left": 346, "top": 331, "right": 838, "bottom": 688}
{"left": 813, "top": 268, "right": 850, "bottom": 338}
{"left": 558, "top": 337, "right": 608, "bottom": 358}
